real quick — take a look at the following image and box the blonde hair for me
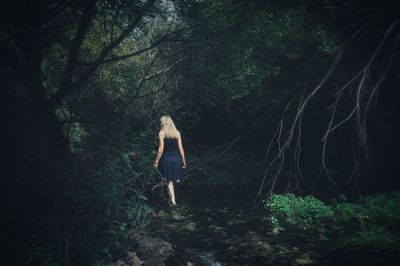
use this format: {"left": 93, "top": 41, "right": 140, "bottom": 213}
{"left": 159, "top": 116, "right": 180, "bottom": 139}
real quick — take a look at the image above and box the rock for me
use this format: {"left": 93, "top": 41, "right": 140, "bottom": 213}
{"left": 183, "top": 248, "right": 220, "bottom": 266}
{"left": 294, "top": 253, "right": 315, "bottom": 265}
{"left": 135, "top": 234, "right": 174, "bottom": 266}
{"left": 272, "top": 228, "right": 280, "bottom": 235}
{"left": 109, "top": 251, "right": 143, "bottom": 266}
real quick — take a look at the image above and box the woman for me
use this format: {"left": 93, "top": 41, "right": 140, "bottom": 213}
{"left": 154, "top": 116, "right": 186, "bottom": 206}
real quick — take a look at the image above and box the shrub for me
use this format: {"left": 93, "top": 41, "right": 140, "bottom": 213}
{"left": 264, "top": 192, "right": 400, "bottom": 251}
{"left": 341, "top": 226, "right": 400, "bottom": 252}
{"left": 265, "top": 193, "right": 333, "bottom": 231}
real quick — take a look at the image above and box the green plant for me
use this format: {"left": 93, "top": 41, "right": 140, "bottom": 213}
{"left": 341, "top": 226, "right": 400, "bottom": 252}
{"left": 264, "top": 192, "right": 400, "bottom": 252}
{"left": 265, "top": 193, "right": 333, "bottom": 231}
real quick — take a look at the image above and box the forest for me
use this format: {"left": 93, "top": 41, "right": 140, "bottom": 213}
{"left": 1, "top": 0, "right": 400, "bottom": 265}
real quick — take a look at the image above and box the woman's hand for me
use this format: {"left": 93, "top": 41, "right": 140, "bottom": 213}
{"left": 153, "top": 160, "right": 159, "bottom": 168}
{"left": 182, "top": 160, "right": 186, "bottom": 169}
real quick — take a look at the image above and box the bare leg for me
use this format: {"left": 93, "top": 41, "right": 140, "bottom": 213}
{"left": 167, "top": 181, "right": 177, "bottom": 205}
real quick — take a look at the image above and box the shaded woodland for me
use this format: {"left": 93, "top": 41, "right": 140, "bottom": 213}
{"left": 1, "top": 0, "right": 400, "bottom": 265}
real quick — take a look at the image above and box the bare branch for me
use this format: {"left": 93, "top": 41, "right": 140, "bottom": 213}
{"left": 257, "top": 50, "right": 343, "bottom": 199}
{"left": 258, "top": 18, "right": 400, "bottom": 200}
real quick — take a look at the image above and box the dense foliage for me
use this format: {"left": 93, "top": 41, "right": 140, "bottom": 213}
{"left": 265, "top": 192, "right": 400, "bottom": 251}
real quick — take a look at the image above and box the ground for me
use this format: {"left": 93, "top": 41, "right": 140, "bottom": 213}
{"left": 147, "top": 198, "right": 332, "bottom": 265}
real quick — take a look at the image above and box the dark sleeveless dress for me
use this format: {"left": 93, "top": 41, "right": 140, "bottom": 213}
{"left": 158, "top": 137, "right": 182, "bottom": 182}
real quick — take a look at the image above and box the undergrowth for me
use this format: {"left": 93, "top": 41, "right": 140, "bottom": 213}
{"left": 265, "top": 192, "right": 400, "bottom": 251}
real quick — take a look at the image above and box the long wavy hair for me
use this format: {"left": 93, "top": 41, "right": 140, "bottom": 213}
{"left": 159, "top": 116, "right": 180, "bottom": 139}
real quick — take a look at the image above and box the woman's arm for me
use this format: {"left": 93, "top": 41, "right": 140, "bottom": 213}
{"left": 177, "top": 132, "right": 186, "bottom": 168}
{"left": 154, "top": 132, "right": 164, "bottom": 168}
